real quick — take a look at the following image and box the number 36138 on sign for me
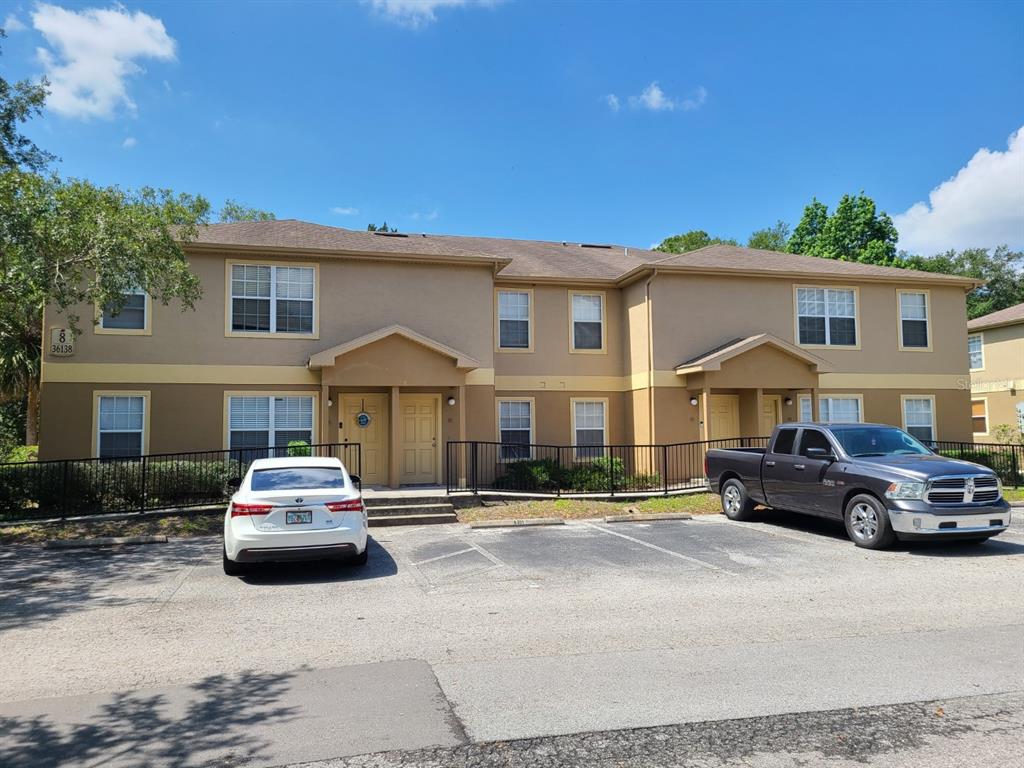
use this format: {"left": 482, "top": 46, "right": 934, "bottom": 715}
{"left": 49, "top": 328, "right": 74, "bottom": 357}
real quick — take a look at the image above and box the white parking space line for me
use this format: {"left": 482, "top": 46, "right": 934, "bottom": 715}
{"left": 412, "top": 547, "right": 477, "bottom": 566}
{"left": 715, "top": 518, "right": 845, "bottom": 547}
{"left": 581, "top": 522, "right": 738, "bottom": 576}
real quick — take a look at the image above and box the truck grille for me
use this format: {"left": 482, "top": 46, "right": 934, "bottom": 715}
{"left": 925, "top": 475, "right": 1000, "bottom": 504}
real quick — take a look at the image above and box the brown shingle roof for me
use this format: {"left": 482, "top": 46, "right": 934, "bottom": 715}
{"left": 648, "top": 244, "right": 976, "bottom": 284}
{"left": 967, "top": 302, "right": 1024, "bottom": 331}
{"left": 188, "top": 220, "right": 977, "bottom": 286}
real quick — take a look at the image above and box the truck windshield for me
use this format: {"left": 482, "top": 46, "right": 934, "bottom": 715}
{"left": 831, "top": 427, "right": 931, "bottom": 457}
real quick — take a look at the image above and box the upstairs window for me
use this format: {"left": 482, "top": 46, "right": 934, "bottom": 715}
{"left": 571, "top": 292, "right": 605, "bottom": 351}
{"left": 230, "top": 263, "right": 315, "bottom": 335}
{"left": 498, "top": 291, "right": 531, "bottom": 349}
{"left": 99, "top": 289, "right": 148, "bottom": 333}
{"left": 898, "top": 291, "right": 929, "bottom": 349}
{"left": 968, "top": 334, "right": 983, "bottom": 370}
{"left": 796, "top": 287, "right": 857, "bottom": 346}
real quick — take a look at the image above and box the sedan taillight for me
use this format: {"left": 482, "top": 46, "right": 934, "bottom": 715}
{"left": 230, "top": 502, "right": 274, "bottom": 517}
{"left": 326, "top": 499, "right": 363, "bottom": 513}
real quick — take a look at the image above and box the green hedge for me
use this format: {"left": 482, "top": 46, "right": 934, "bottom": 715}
{"left": 937, "top": 448, "right": 1021, "bottom": 484}
{"left": 494, "top": 456, "right": 662, "bottom": 493}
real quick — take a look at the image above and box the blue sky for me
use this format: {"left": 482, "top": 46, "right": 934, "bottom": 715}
{"left": 1, "top": 0, "right": 1022, "bottom": 254}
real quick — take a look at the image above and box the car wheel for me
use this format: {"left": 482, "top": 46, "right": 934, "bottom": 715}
{"left": 351, "top": 546, "right": 369, "bottom": 566}
{"left": 844, "top": 494, "right": 896, "bottom": 549}
{"left": 720, "top": 479, "right": 756, "bottom": 521}
{"left": 222, "top": 546, "right": 246, "bottom": 576}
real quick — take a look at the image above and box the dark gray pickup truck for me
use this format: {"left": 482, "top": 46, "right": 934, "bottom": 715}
{"left": 705, "top": 422, "right": 1011, "bottom": 549}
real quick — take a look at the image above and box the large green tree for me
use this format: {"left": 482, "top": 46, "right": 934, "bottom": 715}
{"left": 787, "top": 193, "right": 898, "bottom": 264}
{"left": 747, "top": 220, "right": 790, "bottom": 251}
{"left": 0, "top": 30, "right": 51, "bottom": 172}
{"left": 902, "top": 246, "right": 1024, "bottom": 319}
{"left": 655, "top": 229, "right": 737, "bottom": 254}
{"left": 218, "top": 199, "right": 275, "bottom": 222}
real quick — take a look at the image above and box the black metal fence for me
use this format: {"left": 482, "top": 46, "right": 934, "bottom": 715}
{"left": 933, "top": 441, "right": 1023, "bottom": 485}
{"left": 0, "top": 443, "right": 361, "bottom": 522}
{"left": 445, "top": 437, "right": 770, "bottom": 496}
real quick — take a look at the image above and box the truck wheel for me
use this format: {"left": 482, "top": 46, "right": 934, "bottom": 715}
{"left": 844, "top": 494, "right": 896, "bottom": 550}
{"left": 721, "top": 479, "right": 757, "bottom": 521}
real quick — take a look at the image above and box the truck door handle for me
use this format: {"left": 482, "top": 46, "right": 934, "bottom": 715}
{"left": 794, "top": 464, "right": 806, "bottom": 470}
{"left": 765, "top": 460, "right": 776, "bottom": 467}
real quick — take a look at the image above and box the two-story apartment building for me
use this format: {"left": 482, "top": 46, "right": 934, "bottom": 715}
{"left": 39, "top": 220, "right": 977, "bottom": 486}
{"left": 967, "top": 302, "right": 1024, "bottom": 440}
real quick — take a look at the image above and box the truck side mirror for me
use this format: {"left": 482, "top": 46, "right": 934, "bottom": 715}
{"left": 804, "top": 447, "right": 835, "bottom": 462}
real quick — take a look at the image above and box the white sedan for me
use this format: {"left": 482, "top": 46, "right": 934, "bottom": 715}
{"left": 223, "top": 456, "right": 368, "bottom": 575}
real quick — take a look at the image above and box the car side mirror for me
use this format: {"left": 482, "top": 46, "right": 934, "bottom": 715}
{"left": 804, "top": 447, "right": 835, "bottom": 462}
{"left": 226, "top": 477, "right": 242, "bottom": 490}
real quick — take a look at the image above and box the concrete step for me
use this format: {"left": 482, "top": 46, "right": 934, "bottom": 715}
{"left": 363, "top": 496, "right": 451, "bottom": 508}
{"left": 368, "top": 512, "right": 459, "bottom": 527}
{"left": 367, "top": 503, "right": 455, "bottom": 516}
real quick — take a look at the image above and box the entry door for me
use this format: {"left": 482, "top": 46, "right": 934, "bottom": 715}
{"left": 760, "top": 395, "right": 782, "bottom": 436}
{"left": 341, "top": 394, "right": 388, "bottom": 487}
{"left": 400, "top": 395, "right": 439, "bottom": 485}
{"left": 709, "top": 394, "right": 741, "bottom": 441}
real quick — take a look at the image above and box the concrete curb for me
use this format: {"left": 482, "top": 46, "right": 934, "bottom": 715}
{"left": 604, "top": 512, "right": 693, "bottom": 523}
{"left": 1009, "top": 501, "right": 1023, "bottom": 509}
{"left": 468, "top": 518, "right": 564, "bottom": 529}
{"left": 43, "top": 535, "right": 168, "bottom": 549}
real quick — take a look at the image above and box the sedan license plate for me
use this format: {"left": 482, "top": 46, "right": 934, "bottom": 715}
{"left": 286, "top": 510, "right": 312, "bottom": 525}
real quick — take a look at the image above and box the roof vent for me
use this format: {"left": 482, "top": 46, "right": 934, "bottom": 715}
{"left": 580, "top": 243, "right": 613, "bottom": 249}
{"left": 372, "top": 231, "right": 409, "bottom": 238}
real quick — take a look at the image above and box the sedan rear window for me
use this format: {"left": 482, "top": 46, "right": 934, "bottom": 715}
{"left": 251, "top": 467, "right": 345, "bottom": 491}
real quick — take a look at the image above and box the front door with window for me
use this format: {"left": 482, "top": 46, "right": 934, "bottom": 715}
{"left": 760, "top": 395, "right": 782, "bottom": 436}
{"left": 400, "top": 395, "right": 439, "bottom": 485}
{"left": 341, "top": 394, "right": 388, "bottom": 486}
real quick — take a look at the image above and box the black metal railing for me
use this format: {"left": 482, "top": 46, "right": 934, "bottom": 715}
{"left": 0, "top": 442, "right": 361, "bottom": 522}
{"left": 445, "top": 437, "right": 770, "bottom": 496}
{"left": 933, "top": 441, "right": 1023, "bottom": 485}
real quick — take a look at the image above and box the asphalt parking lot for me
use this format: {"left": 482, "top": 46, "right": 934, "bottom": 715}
{"left": 1, "top": 510, "right": 1023, "bottom": 767}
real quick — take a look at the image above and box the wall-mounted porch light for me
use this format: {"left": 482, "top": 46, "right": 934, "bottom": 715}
{"left": 784, "top": 397, "right": 793, "bottom": 406}
{"left": 447, "top": 396, "right": 456, "bottom": 406}
{"left": 689, "top": 396, "right": 698, "bottom": 406}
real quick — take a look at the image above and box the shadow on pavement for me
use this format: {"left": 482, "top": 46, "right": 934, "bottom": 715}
{"left": 0, "top": 669, "right": 298, "bottom": 768}
{"left": 0, "top": 539, "right": 216, "bottom": 631}
{"left": 238, "top": 536, "right": 398, "bottom": 585}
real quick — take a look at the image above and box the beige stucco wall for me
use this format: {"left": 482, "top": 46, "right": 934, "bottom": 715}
{"left": 970, "top": 323, "right": 1024, "bottom": 386}
{"left": 321, "top": 335, "right": 472, "bottom": 387}
{"left": 649, "top": 274, "right": 969, "bottom": 376}
{"left": 492, "top": 390, "right": 626, "bottom": 445}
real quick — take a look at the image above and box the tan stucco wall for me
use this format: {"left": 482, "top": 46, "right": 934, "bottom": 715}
{"left": 649, "top": 274, "right": 969, "bottom": 376}
{"left": 43, "top": 252, "right": 496, "bottom": 368}
{"left": 970, "top": 323, "right": 1024, "bottom": 386}
{"left": 973, "top": 389, "right": 1023, "bottom": 438}
{"left": 321, "top": 335, "right": 472, "bottom": 387}
{"left": 493, "top": 390, "right": 626, "bottom": 445}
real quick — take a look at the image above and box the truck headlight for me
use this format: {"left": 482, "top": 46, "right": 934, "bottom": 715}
{"left": 885, "top": 481, "right": 926, "bottom": 500}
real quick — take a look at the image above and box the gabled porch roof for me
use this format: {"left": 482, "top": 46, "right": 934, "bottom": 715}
{"left": 308, "top": 324, "right": 482, "bottom": 371}
{"left": 674, "top": 333, "right": 835, "bottom": 376}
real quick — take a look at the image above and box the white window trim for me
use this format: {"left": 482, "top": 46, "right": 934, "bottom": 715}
{"left": 223, "top": 391, "right": 319, "bottom": 450}
{"left": 495, "top": 288, "right": 534, "bottom": 352}
{"left": 570, "top": 397, "right": 609, "bottom": 458}
{"left": 798, "top": 394, "right": 813, "bottom": 422}
{"left": 225, "top": 260, "right": 320, "bottom": 339}
{"left": 900, "top": 394, "right": 937, "bottom": 443}
{"left": 568, "top": 290, "right": 607, "bottom": 354}
{"left": 495, "top": 397, "right": 535, "bottom": 461}
{"left": 968, "top": 332, "right": 985, "bottom": 371}
{"left": 817, "top": 394, "right": 865, "bottom": 424}
{"left": 971, "top": 396, "right": 989, "bottom": 437}
{"left": 95, "top": 289, "right": 152, "bottom": 336}
{"left": 897, "top": 289, "right": 932, "bottom": 352}
{"left": 92, "top": 390, "right": 150, "bottom": 458}
{"left": 793, "top": 284, "right": 861, "bottom": 350}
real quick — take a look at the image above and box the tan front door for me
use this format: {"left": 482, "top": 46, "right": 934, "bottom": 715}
{"left": 341, "top": 394, "right": 388, "bottom": 486}
{"left": 760, "top": 395, "right": 783, "bottom": 436}
{"left": 400, "top": 395, "right": 440, "bottom": 485}
{"left": 709, "top": 394, "right": 741, "bottom": 440}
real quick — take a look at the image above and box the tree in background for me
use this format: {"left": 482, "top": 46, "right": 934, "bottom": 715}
{"left": 655, "top": 229, "right": 737, "bottom": 254}
{"left": 786, "top": 193, "right": 898, "bottom": 264}
{"left": 218, "top": 199, "right": 275, "bottom": 222}
{"left": 902, "top": 246, "right": 1024, "bottom": 319}
{"left": 747, "top": 220, "right": 791, "bottom": 251}
{"left": 367, "top": 221, "right": 397, "bottom": 233}
{"left": 0, "top": 30, "right": 51, "bottom": 173}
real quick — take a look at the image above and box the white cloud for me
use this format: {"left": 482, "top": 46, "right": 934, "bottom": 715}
{"left": 122, "top": 136, "right": 136, "bottom": 148}
{"left": 604, "top": 94, "right": 620, "bottom": 112}
{"left": 366, "top": 0, "right": 496, "bottom": 28}
{"left": 411, "top": 209, "right": 439, "bottom": 221}
{"left": 31, "top": 4, "right": 176, "bottom": 119}
{"left": 628, "top": 82, "right": 707, "bottom": 113}
{"left": 893, "top": 126, "right": 1024, "bottom": 254}
{"left": 330, "top": 206, "right": 359, "bottom": 215}
{"left": 4, "top": 13, "right": 27, "bottom": 32}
